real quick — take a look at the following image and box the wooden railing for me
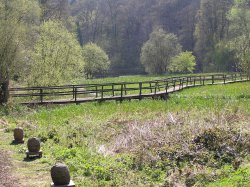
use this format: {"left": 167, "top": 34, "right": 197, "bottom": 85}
{"left": 9, "top": 73, "right": 249, "bottom": 105}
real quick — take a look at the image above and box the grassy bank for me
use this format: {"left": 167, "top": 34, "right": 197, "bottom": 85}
{"left": 0, "top": 82, "right": 249, "bottom": 186}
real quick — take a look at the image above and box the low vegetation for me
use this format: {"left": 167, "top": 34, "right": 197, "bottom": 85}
{"left": 0, "top": 82, "right": 249, "bottom": 186}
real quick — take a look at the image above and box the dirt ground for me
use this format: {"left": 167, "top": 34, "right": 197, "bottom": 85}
{"left": 0, "top": 149, "right": 20, "bottom": 187}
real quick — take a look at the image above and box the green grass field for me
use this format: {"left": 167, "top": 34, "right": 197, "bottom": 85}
{"left": 1, "top": 81, "right": 250, "bottom": 186}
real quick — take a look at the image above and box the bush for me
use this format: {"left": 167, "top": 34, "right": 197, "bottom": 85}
{"left": 168, "top": 51, "right": 196, "bottom": 73}
{"left": 82, "top": 43, "right": 110, "bottom": 78}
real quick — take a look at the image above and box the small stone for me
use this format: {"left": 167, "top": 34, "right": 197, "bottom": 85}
{"left": 14, "top": 127, "right": 24, "bottom": 142}
{"left": 51, "top": 163, "right": 71, "bottom": 186}
{"left": 27, "top": 137, "right": 41, "bottom": 152}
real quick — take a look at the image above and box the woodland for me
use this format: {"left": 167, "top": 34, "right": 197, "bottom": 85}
{"left": 0, "top": 0, "right": 249, "bottom": 102}
{"left": 0, "top": 1, "right": 250, "bottom": 186}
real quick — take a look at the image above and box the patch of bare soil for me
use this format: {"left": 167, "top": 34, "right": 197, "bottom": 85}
{"left": 0, "top": 149, "right": 20, "bottom": 187}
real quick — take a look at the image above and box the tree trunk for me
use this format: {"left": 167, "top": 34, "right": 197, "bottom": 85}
{"left": 0, "top": 80, "right": 9, "bottom": 104}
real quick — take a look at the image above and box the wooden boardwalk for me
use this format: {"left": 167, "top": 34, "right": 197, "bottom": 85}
{"left": 9, "top": 74, "right": 249, "bottom": 106}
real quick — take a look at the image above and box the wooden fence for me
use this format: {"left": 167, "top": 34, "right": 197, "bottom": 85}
{"left": 9, "top": 73, "right": 249, "bottom": 105}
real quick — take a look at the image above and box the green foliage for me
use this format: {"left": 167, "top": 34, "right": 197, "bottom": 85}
{"left": 168, "top": 51, "right": 196, "bottom": 73}
{"left": 140, "top": 28, "right": 182, "bottom": 74}
{"left": 227, "top": 0, "right": 250, "bottom": 76}
{"left": 27, "top": 20, "right": 84, "bottom": 86}
{"left": 207, "top": 165, "right": 250, "bottom": 187}
{"left": 82, "top": 43, "right": 110, "bottom": 78}
{"left": 208, "top": 43, "right": 237, "bottom": 72}
{"left": 0, "top": 0, "right": 40, "bottom": 81}
{"left": 1, "top": 82, "right": 250, "bottom": 186}
{"left": 194, "top": 0, "right": 233, "bottom": 71}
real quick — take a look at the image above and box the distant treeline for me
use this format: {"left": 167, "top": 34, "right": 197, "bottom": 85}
{"left": 43, "top": 0, "right": 248, "bottom": 74}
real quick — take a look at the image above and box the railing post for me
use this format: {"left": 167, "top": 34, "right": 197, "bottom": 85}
{"left": 212, "top": 75, "right": 214, "bottom": 84}
{"left": 154, "top": 82, "right": 157, "bottom": 95}
{"left": 203, "top": 76, "right": 205, "bottom": 85}
{"left": 112, "top": 84, "right": 115, "bottom": 96}
{"left": 186, "top": 77, "right": 189, "bottom": 87}
{"left": 194, "top": 77, "right": 196, "bottom": 86}
{"left": 74, "top": 87, "right": 77, "bottom": 102}
{"left": 124, "top": 84, "right": 127, "bottom": 95}
{"left": 96, "top": 86, "right": 98, "bottom": 98}
{"left": 223, "top": 75, "right": 226, "bottom": 84}
{"left": 200, "top": 76, "right": 202, "bottom": 85}
{"left": 139, "top": 82, "right": 142, "bottom": 100}
{"left": 150, "top": 82, "right": 153, "bottom": 93}
{"left": 179, "top": 79, "right": 182, "bottom": 89}
{"left": 120, "top": 84, "right": 123, "bottom": 102}
{"left": 72, "top": 86, "right": 75, "bottom": 99}
{"left": 173, "top": 80, "right": 176, "bottom": 91}
{"left": 40, "top": 88, "right": 43, "bottom": 103}
{"left": 165, "top": 81, "right": 168, "bottom": 93}
{"left": 101, "top": 85, "right": 104, "bottom": 99}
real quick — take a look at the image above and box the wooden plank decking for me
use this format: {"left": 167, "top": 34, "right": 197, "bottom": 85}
{"left": 9, "top": 74, "right": 249, "bottom": 106}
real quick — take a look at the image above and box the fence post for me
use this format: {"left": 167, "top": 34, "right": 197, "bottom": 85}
{"left": 154, "top": 82, "right": 157, "bottom": 95}
{"left": 72, "top": 86, "right": 75, "bottom": 99}
{"left": 150, "top": 82, "right": 153, "bottom": 93}
{"left": 203, "top": 76, "right": 205, "bottom": 85}
{"left": 40, "top": 88, "right": 43, "bottom": 103}
{"left": 139, "top": 82, "right": 142, "bottom": 100}
{"left": 101, "top": 85, "right": 104, "bottom": 99}
{"left": 173, "top": 80, "right": 176, "bottom": 91}
{"left": 96, "top": 86, "right": 98, "bottom": 98}
{"left": 112, "top": 84, "right": 115, "bottom": 96}
{"left": 194, "top": 77, "right": 196, "bottom": 86}
{"left": 124, "top": 84, "right": 127, "bottom": 95}
{"left": 165, "top": 81, "right": 168, "bottom": 93}
{"left": 120, "top": 84, "right": 123, "bottom": 102}
{"left": 212, "top": 75, "right": 214, "bottom": 84}
{"left": 74, "top": 87, "right": 77, "bottom": 102}
{"left": 186, "top": 77, "right": 189, "bottom": 87}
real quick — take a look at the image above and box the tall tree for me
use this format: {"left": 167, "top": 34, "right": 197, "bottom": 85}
{"left": 28, "top": 21, "right": 84, "bottom": 86}
{"left": 82, "top": 43, "right": 110, "bottom": 78}
{"left": 0, "top": 0, "right": 40, "bottom": 104}
{"left": 140, "top": 28, "right": 182, "bottom": 74}
{"left": 227, "top": 0, "right": 250, "bottom": 77}
{"left": 194, "top": 0, "right": 233, "bottom": 71}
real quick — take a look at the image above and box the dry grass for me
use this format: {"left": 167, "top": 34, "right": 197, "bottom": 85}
{"left": 104, "top": 110, "right": 249, "bottom": 155}
{"left": 97, "top": 110, "right": 250, "bottom": 186}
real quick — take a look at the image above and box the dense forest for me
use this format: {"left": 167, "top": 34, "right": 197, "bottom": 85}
{"left": 0, "top": 0, "right": 249, "bottom": 88}
{"left": 55, "top": 0, "right": 249, "bottom": 75}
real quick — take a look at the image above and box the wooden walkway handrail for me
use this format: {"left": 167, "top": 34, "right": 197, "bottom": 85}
{"left": 9, "top": 73, "right": 249, "bottom": 105}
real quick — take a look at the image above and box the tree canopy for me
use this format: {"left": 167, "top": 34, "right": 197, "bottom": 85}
{"left": 140, "top": 29, "right": 182, "bottom": 74}
{"left": 28, "top": 20, "right": 83, "bottom": 86}
{"left": 227, "top": 0, "right": 250, "bottom": 76}
{"left": 168, "top": 52, "right": 196, "bottom": 73}
{"left": 82, "top": 43, "right": 111, "bottom": 79}
{"left": 0, "top": 0, "right": 40, "bottom": 103}
{"left": 1, "top": 0, "right": 250, "bottom": 104}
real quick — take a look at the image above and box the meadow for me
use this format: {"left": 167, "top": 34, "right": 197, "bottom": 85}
{"left": 0, "top": 81, "right": 250, "bottom": 186}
